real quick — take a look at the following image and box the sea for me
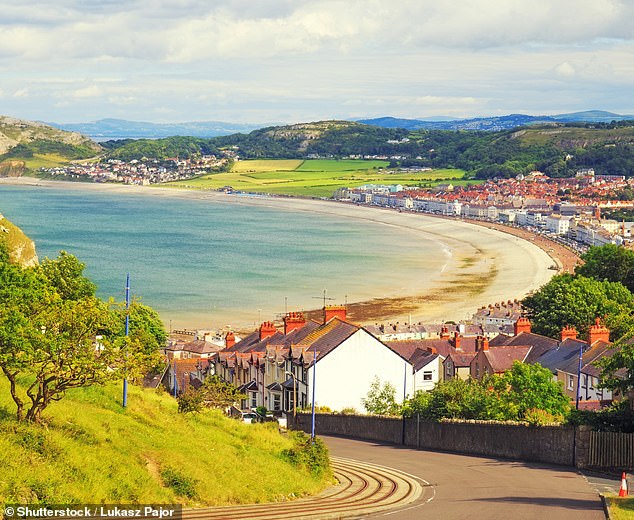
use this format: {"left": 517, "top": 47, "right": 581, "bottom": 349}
{"left": 0, "top": 183, "right": 447, "bottom": 330}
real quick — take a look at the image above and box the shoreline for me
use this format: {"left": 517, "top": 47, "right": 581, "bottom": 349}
{"left": 0, "top": 176, "right": 574, "bottom": 327}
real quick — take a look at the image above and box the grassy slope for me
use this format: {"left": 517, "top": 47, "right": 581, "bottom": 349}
{"left": 0, "top": 379, "right": 329, "bottom": 506}
{"left": 606, "top": 497, "right": 634, "bottom": 519}
{"left": 167, "top": 159, "right": 468, "bottom": 197}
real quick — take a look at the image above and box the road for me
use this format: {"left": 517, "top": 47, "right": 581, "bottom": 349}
{"left": 323, "top": 435, "right": 606, "bottom": 520}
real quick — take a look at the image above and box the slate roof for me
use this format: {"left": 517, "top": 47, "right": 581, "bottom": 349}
{"left": 408, "top": 349, "right": 439, "bottom": 372}
{"left": 483, "top": 346, "right": 532, "bottom": 372}
{"left": 445, "top": 351, "right": 476, "bottom": 367}
{"left": 298, "top": 318, "right": 360, "bottom": 361}
{"left": 535, "top": 340, "right": 581, "bottom": 374}
{"left": 490, "top": 331, "right": 559, "bottom": 351}
{"left": 385, "top": 337, "right": 479, "bottom": 359}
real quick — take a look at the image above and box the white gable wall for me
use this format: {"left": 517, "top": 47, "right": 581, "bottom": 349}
{"left": 309, "top": 329, "right": 413, "bottom": 412}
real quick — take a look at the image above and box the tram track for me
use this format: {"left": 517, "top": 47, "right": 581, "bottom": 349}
{"left": 180, "top": 456, "right": 427, "bottom": 519}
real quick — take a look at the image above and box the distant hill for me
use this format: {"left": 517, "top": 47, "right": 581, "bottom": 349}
{"left": 0, "top": 116, "right": 102, "bottom": 175}
{"left": 50, "top": 118, "right": 265, "bottom": 140}
{"left": 358, "top": 111, "right": 634, "bottom": 131}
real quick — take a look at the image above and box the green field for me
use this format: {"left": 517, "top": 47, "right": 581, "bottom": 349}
{"left": 0, "top": 379, "right": 331, "bottom": 506}
{"left": 168, "top": 159, "right": 468, "bottom": 197}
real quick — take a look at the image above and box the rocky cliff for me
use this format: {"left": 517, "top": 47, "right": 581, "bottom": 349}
{"left": 0, "top": 213, "right": 38, "bottom": 267}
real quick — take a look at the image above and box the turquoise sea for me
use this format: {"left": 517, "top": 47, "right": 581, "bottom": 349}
{"left": 0, "top": 184, "right": 445, "bottom": 329}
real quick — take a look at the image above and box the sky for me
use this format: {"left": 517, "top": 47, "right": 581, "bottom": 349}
{"left": 1, "top": 0, "right": 634, "bottom": 125}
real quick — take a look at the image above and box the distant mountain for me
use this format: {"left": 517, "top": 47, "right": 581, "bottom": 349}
{"left": 49, "top": 118, "right": 265, "bottom": 140}
{"left": 358, "top": 111, "right": 634, "bottom": 131}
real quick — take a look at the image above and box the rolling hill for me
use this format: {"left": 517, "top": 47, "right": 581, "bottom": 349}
{"left": 0, "top": 116, "right": 102, "bottom": 176}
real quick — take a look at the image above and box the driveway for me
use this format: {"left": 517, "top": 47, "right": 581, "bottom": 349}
{"left": 323, "top": 435, "right": 606, "bottom": 520}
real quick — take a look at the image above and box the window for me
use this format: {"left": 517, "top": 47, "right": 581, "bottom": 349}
{"left": 423, "top": 371, "right": 433, "bottom": 381}
{"left": 251, "top": 393, "right": 257, "bottom": 409}
{"left": 273, "top": 393, "right": 281, "bottom": 411}
{"left": 567, "top": 375, "right": 574, "bottom": 390}
{"left": 589, "top": 376, "right": 594, "bottom": 390}
{"left": 445, "top": 362, "right": 452, "bottom": 376}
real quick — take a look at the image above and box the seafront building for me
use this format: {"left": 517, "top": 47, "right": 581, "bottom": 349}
{"left": 339, "top": 172, "right": 634, "bottom": 249}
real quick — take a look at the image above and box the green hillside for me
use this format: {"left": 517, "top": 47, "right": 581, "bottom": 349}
{"left": 0, "top": 116, "right": 102, "bottom": 175}
{"left": 0, "top": 379, "right": 331, "bottom": 506}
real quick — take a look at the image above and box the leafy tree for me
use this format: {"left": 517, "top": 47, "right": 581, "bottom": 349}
{"left": 0, "top": 246, "right": 119, "bottom": 422}
{"left": 496, "top": 362, "right": 570, "bottom": 419}
{"left": 597, "top": 335, "right": 634, "bottom": 396}
{"left": 576, "top": 244, "right": 634, "bottom": 293}
{"left": 177, "top": 375, "right": 246, "bottom": 413}
{"left": 109, "top": 300, "right": 167, "bottom": 382}
{"left": 403, "top": 363, "right": 570, "bottom": 423}
{"left": 522, "top": 274, "right": 634, "bottom": 340}
{"left": 39, "top": 251, "right": 97, "bottom": 300}
{"left": 0, "top": 246, "right": 164, "bottom": 422}
{"left": 362, "top": 376, "right": 400, "bottom": 415}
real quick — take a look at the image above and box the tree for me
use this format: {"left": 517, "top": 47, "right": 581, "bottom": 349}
{"left": 403, "top": 363, "right": 570, "bottom": 423}
{"left": 598, "top": 335, "right": 634, "bottom": 396}
{"left": 177, "top": 375, "right": 246, "bottom": 414}
{"left": 497, "top": 362, "right": 571, "bottom": 419}
{"left": 362, "top": 376, "right": 400, "bottom": 416}
{"left": 0, "top": 246, "right": 153, "bottom": 422}
{"left": 109, "top": 299, "right": 167, "bottom": 383}
{"left": 522, "top": 274, "right": 634, "bottom": 340}
{"left": 576, "top": 244, "right": 634, "bottom": 293}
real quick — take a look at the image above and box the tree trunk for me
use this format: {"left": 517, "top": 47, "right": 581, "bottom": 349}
{"left": 1, "top": 366, "right": 24, "bottom": 421}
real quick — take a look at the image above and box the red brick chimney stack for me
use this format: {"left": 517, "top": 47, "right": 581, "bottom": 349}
{"left": 284, "top": 312, "right": 306, "bottom": 335}
{"left": 259, "top": 321, "right": 277, "bottom": 340}
{"left": 440, "top": 325, "right": 450, "bottom": 339}
{"left": 483, "top": 338, "right": 489, "bottom": 351}
{"left": 588, "top": 318, "right": 610, "bottom": 345}
{"left": 514, "top": 317, "right": 532, "bottom": 336}
{"left": 225, "top": 331, "right": 236, "bottom": 349}
{"left": 324, "top": 305, "right": 347, "bottom": 324}
{"left": 560, "top": 326, "right": 578, "bottom": 342}
{"left": 454, "top": 333, "right": 462, "bottom": 351}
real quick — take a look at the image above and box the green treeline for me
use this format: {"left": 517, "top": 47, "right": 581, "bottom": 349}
{"left": 103, "top": 121, "right": 634, "bottom": 179}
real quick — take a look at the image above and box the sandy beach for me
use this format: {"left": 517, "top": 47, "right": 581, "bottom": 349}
{"left": 1, "top": 177, "right": 574, "bottom": 326}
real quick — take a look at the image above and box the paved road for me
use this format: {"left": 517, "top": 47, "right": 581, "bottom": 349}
{"left": 323, "top": 436, "right": 606, "bottom": 520}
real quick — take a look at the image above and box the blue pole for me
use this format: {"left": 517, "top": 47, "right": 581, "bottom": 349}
{"left": 575, "top": 343, "right": 584, "bottom": 410}
{"left": 311, "top": 348, "right": 316, "bottom": 443}
{"left": 123, "top": 273, "right": 130, "bottom": 408}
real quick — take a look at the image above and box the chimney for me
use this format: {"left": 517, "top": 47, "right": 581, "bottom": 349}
{"left": 560, "top": 326, "right": 578, "bottom": 342}
{"left": 588, "top": 318, "right": 610, "bottom": 345}
{"left": 284, "top": 311, "right": 306, "bottom": 335}
{"left": 427, "top": 346, "right": 438, "bottom": 354}
{"left": 454, "top": 333, "right": 462, "bottom": 351}
{"left": 514, "top": 317, "right": 531, "bottom": 336}
{"left": 259, "top": 321, "right": 277, "bottom": 340}
{"left": 475, "top": 335, "right": 483, "bottom": 351}
{"left": 482, "top": 338, "right": 489, "bottom": 351}
{"left": 440, "top": 325, "right": 450, "bottom": 339}
{"left": 225, "top": 331, "right": 236, "bottom": 349}
{"left": 324, "top": 305, "right": 346, "bottom": 324}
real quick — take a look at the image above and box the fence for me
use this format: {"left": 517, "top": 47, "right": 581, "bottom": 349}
{"left": 293, "top": 413, "right": 634, "bottom": 472}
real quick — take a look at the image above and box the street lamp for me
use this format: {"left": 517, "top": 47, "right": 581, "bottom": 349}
{"left": 284, "top": 370, "right": 297, "bottom": 419}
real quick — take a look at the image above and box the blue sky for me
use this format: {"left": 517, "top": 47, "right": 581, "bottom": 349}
{"left": 1, "top": 0, "right": 633, "bottom": 124}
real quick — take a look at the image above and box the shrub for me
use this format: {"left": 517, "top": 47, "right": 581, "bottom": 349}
{"left": 281, "top": 431, "right": 331, "bottom": 478}
{"left": 160, "top": 466, "right": 198, "bottom": 499}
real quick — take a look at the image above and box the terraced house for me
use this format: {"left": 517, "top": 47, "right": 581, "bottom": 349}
{"left": 213, "top": 307, "right": 415, "bottom": 413}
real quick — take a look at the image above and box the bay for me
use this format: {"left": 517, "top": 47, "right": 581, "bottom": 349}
{"left": 0, "top": 184, "right": 446, "bottom": 330}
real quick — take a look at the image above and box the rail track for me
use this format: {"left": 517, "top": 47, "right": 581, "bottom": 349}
{"left": 181, "top": 456, "right": 428, "bottom": 519}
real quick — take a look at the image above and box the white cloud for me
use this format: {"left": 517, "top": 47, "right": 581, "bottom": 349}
{"left": 13, "top": 88, "right": 29, "bottom": 98}
{"left": 73, "top": 85, "right": 103, "bottom": 98}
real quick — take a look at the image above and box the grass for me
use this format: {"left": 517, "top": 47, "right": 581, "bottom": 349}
{"left": 0, "top": 378, "right": 331, "bottom": 506}
{"left": 605, "top": 496, "right": 634, "bottom": 519}
{"left": 166, "top": 159, "right": 469, "bottom": 198}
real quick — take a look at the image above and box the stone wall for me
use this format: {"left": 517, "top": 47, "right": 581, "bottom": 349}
{"left": 295, "top": 413, "right": 577, "bottom": 467}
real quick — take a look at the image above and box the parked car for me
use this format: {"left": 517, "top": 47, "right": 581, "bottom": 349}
{"left": 240, "top": 412, "right": 258, "bottom": 424}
